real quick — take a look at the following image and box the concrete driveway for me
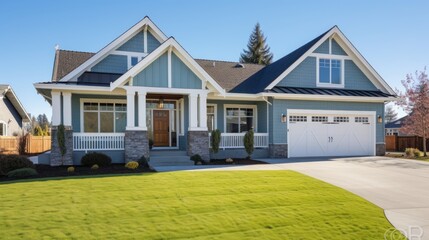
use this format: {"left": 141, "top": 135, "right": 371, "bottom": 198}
{"left": 154, "top": 156, "right": 429, "bottom": 239}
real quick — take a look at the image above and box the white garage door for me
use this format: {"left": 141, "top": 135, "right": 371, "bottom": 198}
{"left": 288, "top": 110, "right": 375, "bottom": 157}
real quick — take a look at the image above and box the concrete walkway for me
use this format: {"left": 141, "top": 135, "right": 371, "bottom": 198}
{"left": 154, "top": 156, "right": 429, "bottom": 239}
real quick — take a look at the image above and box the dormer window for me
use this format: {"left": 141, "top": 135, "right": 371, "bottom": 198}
{"left": 317, "top": 58, "right": 344, "bottom": 88}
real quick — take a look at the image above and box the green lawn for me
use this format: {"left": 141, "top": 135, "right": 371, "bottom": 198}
{"left": 0, "top": 171, "right": 403, "bottom": 239}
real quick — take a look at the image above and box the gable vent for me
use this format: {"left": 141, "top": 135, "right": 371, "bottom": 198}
{"left": 235, "top": 63, "right": 245, "bottom": 68}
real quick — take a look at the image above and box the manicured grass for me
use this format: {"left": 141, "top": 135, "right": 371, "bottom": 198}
{"left": 0, "top": 171, "right": 403, "bottom": 239}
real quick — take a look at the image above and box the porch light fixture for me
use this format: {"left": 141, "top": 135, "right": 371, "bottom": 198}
{"left": 158, "top": 98, "right": 164, "bottom": 109}
{"left": 281, "top": 113, "right": 287, "bottom": 123}
{"left": 377, "top": 115, "right": 383, "bottom": 123}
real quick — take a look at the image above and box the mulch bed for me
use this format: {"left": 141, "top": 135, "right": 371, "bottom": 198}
{"left": 0, "top": 164, "right": 154, "bottom": 182}
{"left": 206, "top": 158, "right": 267, "bottom": 165}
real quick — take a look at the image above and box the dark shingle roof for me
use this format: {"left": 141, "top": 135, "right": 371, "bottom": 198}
{"left": 52, "top": 50, "right": 95, "bottom": 81}
{"left": 385, "top": 116, "right": 407, "bottom": 128}
{"left": 268, "top": 86, "right": 394, "bottom": 97}
{"left": 230, "top": 27, "right": 334, "bottom": 94}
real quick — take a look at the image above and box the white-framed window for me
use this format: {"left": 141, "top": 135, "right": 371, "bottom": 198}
{"left": 81, "top": 99, "right": 127, "bottom": 133}
{"left": 334, "top": 116, "right": 349, "bottom": 123}
{"left": 317, "top": 57, "right": 344, "bottom": 87}
{"left": 224, "top": 105, "right": 257, "bottom": 133}
{"left": 126, "top": 55, "right": 145, "bottom": 69}
{"left": 290, "top": 116, "right": 307, "bottom": 122}
{"left": 311, "top": 116, "right": 328, "bottom": 122}
{"left": 130, "top": 56, "right": 139, "bottom": 67}
{"left": 207, "top": 104, "right": 217, "bottom": 132}
{"left": 355, "top": 117, "right": 369, "bottom": 123}
{"left": 0, "top": 121, "right": 7, "bottom": 136}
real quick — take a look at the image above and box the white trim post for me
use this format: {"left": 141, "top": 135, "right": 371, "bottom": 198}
{"left": 51, "top": 91, "right": 61, "bottom": 126}
{"left": 188, "top": 93, "right": 198, "bottom": 130}
{"left": 144, "top": 25, "right": 148, "bottom": 54}
{"left": 199, "top": 93, "right": 208, "bottom": 130}
{"left": 62, "top": 92, "right": 72, "bottom": 127}
{"left": 138, "top": 91, "right": 147, "bottom": 130}
{"left": 126, "top": 90, "right": 135, "bottom": 130}
{"left": 168, "top": 46, "right": 172, "bottom": 88}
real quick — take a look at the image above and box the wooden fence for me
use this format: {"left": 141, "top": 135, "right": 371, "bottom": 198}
{"left": 0, "top": 135, "right": 51, "bottom": 154}
{"left": 385, "top": 135, "right": 429, "bottom": 152}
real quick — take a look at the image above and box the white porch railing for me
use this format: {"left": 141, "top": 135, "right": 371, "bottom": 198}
{"left": 209, "top": 133, "right": 269, "bottom": 149}
{"left": 73, "top": 133, "right": 125, "bottom": 151}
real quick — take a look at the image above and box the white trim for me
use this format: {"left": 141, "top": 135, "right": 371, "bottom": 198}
{"left": 316, "top": 57, "right": 345, "bottom": 88}
{"left": 199, "top": 93, "right": 208, "bottom": 130}
{"left": 265, "top": 27, "right": 396, "bottom": 96}
{"left": 261, "top": 92, "right": 395, "bottom": 103}
{"left": 223, "top": 104, "right": 258, "bottom": 133}
{"left": 79, "top": 98, "right": 127, "bottom": 133}
{"left": 180, "top": 98, "right": 184, "bottom": 135}
{"left": 168, "top": 46, "right": 172, "bottom": 88}
{"left": 111, "top": 50, "right": 148, "bottom": 58}
{"left": 110, "top": 38, "right": 225, "bottom": 95}
{"left": 207, "top": 103, "right": 217, "bottom": 131}
{"left": 188, "top": 93, "right": 198, "bottom": 130}
{"left": 51, "top": 91, "right": 61, "bottom": 126}
{"left": 122, "top": 85, "right": 209, "bottom": 95}
{"left": 144, "top": 25, "right": 148, "bottom": 53}
{"left": 0, "top": 120, "right": 8, "bottom": 136}
{"left": 73, "top": 133, "right": 125, "bottom": 151}
{"left": 126, "top": 91, "right": 136, "bottom": 130}
{"left": 62, "top": 92, "right": 72, "bottom": 126}
{"left": 137, "top": 91, "right": 147, "bottom": 130}
{"left": 58, "top": 17, "right": 167, "bottom": 83}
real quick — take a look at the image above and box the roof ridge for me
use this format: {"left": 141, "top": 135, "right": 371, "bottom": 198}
{"left": 58, "top": 49, "right": 95, "bottom": 54}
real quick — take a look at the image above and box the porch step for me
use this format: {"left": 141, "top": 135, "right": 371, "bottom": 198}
{"left": 150, "top": 150, "right": 188, "bottom": 157}
{"left": 149, "top": 150, "right": 193, "bottom": 167}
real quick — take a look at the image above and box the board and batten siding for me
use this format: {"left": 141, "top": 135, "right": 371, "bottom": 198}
{"left": 117, "top": 31, "right": 160, "bottom": 53}
{"left": 171, "top": 52, "right": 202, "bottom": 89}
{"left": 331, "top": 39, "right": 347, "bottom": 55}
{"left": 133, "top": 52, "right": 168, "bottom": 87}
{"left": 206, "top": 100, "right": 268, "bottom": 133}
{"left": 269, "top": 99, "right": 385, "bottom": 144}
{"left": 91, "top": 54, "right": 128, "bottom": 74}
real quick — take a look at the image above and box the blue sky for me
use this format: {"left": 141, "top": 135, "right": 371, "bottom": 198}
{"left": 1, "top": 0, "right": 427, "bottom": 119}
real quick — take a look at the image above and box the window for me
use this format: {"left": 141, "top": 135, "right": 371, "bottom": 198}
{"left": 289, "top": 116, "right": 307, "bottom": 122}
{"left": 319, "top": 58, "right": 342, "bottom": 85}
{"left": 333, "top": 116, "right": 349, "bottom": 123}
{"left": 355, "top": 117, "right": 369, "bottom": 123}
{"left": 225, "top": 106, "right": 256, "bottom": 133}
{"left": 312, "top": 116, "right": 328, "bottom": 122}
{"left": 82, "top": 101, "right": 127, "bottom": 133}
{"left": 0, "top": 121, "right": 7, "bottom": 136}
{"left": 207, "top": 105, "right": 216, "bottom": 132}
{"left": 131, "top": 56, "right": 139, "bottom": 67}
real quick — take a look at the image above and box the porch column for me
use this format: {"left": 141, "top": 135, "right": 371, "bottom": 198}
{"left": 62, "top": 92, "right": 72, "bottom": 127}
{"left": 51, "top": 91, "right": 61, "bottom": 126}
{"left": 198, "top": 92, "right": 208, "bottom": 130}
{"left": 126, "top": 90, "right": 135, "bottom": 129}
{"left": 137, "top": 91, "right": 147, "bottom": 130}
{"left": 188, "top": 93, "right": 198, "bottom": 130}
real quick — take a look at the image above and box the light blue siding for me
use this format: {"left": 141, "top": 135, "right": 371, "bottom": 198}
{"left": 276, "top": 57, "right": 317, "bottom": 88}
{"left": 275, "top": 57, "right": 378, "bottom": 91}
{"left": 172, "top": 53, "right": 202, "bottom": 89}
{"left": 71, "top": 94, "right": 126, "bottom": 132}
{"left": 133, "top": 52, "right": 168, "bottom": 87}
{"left": 314, "top": 39, "right": 329, "bottom": 54}
{"left": 206, "top": 100, "right": 268, "bottom": 133}
{"left": 147, "top": 32, "right": 161, "bottom": 52}
{"left": 269, "top": 99, "right": 384, "bottom": 144}
{"left": 345, "top": 60, "right": 378, "bottom": 90}
{"left": 117, "top": 31, "right": 160, "bottom": 53}
{"left": 332, "top": 39, "right": 347, "bottom": 55}
{"left": 73, "top": 150, "right": 125, "bottom": 165}
{"left": 92, "top": 54, "right": 127, "bottom": 74}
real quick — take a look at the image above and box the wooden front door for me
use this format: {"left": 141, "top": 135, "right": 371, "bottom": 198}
{"left": 153, "top": 110, "right": 169, "bottom": 147}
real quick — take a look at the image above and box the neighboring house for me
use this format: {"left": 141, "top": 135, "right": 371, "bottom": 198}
{"left": 0, "top": 84, "right": 31, "bottom": 136}
{"left": 34, "top": 17, "right": 397, "bottom": 166}
{"left": 385, "top": 116, "right": 409, "bottom": 136}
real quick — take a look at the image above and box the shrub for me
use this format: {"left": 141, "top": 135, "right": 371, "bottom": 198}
{"left": 211, "top": 129, "right": 221, "bottom": 154}
{"left": 125, "top": 161, "right": 139, "bottom": 170}
{"left": 67, "top": 166, "right": 75, "bottom": 173}
{"left": 405, "top": 148, "right": 422, "bottom": 158}
{"left": 243, "top": 129, "right": 254, "bottom": 159}
{"left": 414, "top": 149, "right": 423, "bottom": 157}
{"left": 225, "top": 158, "right": 234, "bottom": 163}
{"left": 7, "top": 168, "right": 38, "bottom": 178}
{"left": 0, "top": 155, "right": 34, "bottom": 176}
{"left": 91, "top": 164, "right": 99, "bottom": 170}
{"left": 81, "top": 152, "right": 112, "bottom": 167}
{"left": 190, "top": 154, "right": 202, "bottom": 165}
{"left": 138, "top": 156, "right": 149, "bottom": 168}
{"left": 57, "top": 124, "right": 67, "bottom": 165}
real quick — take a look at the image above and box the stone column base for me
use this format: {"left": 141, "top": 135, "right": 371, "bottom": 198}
{"left": 187, "top": 131, "right": 209, "bottom": 161}
{"left": 376, "top": 143, "right": 386, "bottom": 156}
{"left": 269, "top": 144, "right": 288, "bottom": 158}
{"left": 50, "top": 126, "right": 73, "bottom": 166}
{"left": 125, "top": 130, "right": 149, "bottom": 162}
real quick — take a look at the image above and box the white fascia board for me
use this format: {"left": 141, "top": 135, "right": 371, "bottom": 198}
{"left": 265, "top": 27, "right": 396, "bottom": 96}
{"left": 264, "top": 27, "right": 336, "bottom": 90}
{"left": 208, "top": 92, "right": 264, "bottom": 101}
{"left": 34, "top": 83, "right": 126, "bottom": 96}
{"left": 4, "top": 87, "right": 31, "bottom": 121}
{"left": 122, "top": 85, "right": 209, "bottom": 95}
{"left": 58, "top": 17, "right": 167, "bottom": 83}
{"left": 262, "top": 92, "right": 396, "bottom": 103}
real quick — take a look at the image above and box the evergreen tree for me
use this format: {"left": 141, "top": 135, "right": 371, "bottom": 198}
{"left": 384, "top": 105, "right": 398, "bottom": 123}
{"left": 240, "top": 23, "right": 273, "bottom": 65}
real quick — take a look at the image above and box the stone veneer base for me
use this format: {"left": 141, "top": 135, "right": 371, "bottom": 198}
{"left": 50, "top": 127, "right": 73, "bottom": 166}
{"left": 376, "top": 143, "right": 386, "bottom": 156}
{"left": 187, "top": 131, "right": 210, "bottom": 161}
{"left": 125, "top": 130, "right": 149, "bottom": 162}
{"left": 269, "top": 144, "right": 288, "bottom": 158}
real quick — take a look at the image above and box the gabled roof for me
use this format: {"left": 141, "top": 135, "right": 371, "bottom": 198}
{"left": 58, "top": 16, "right": 168, "bottom": 82}
{"left": 231, "top": 27, "right": 332, "bottom": 94}
{"left": 52, "top": 50, "right": 94, "bottom": 81}
{"left": 385, "top": 116, "right": 407, "bottom": 129}
{"left": 0, "top": 84, "right": 31, "bottom": 122}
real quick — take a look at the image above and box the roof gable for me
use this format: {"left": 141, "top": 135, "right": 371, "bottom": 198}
{"left": 58, "top": 16, "right": 167, "bottom": 82}
{"left": 0, "top": 85, "right": 30, "bottom": 122}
